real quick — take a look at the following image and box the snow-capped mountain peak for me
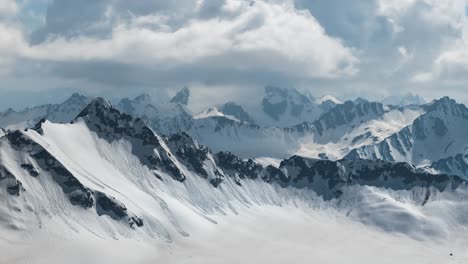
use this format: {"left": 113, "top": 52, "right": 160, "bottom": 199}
{"left": 257, "top": 86, "right": 322, "bottom": 126}
{"left": 346, "top": 96, "right": 468, "bottom": 175}
{"left": 194, "top": 102, "right": 254, "bottom": 123}
{"left": 424, "top": 96, "right": 468, "bottom": 116}
{"left": 320, "top": 95, "right": 342, "bottom": 105}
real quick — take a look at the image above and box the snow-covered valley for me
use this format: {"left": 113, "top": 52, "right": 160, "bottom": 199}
{"left": 3, "top": 202, "right": 467, "bottom": 264}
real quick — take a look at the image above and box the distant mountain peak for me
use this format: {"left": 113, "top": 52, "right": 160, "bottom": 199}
{"left": 219, "top": 102, "right": 254, "bottom": 123}
{"left": 170, "top": 87, "right": 190, "bottom": 105}
{"left": 75, "top": 97, "right": 114, "bottom": 122}
{"left": 425, "top": 96, "right": 468, "bottom": 117}
{"left": 134, "top": 93, "right": 152, "bottom": 104}
{"left": 262, "top": 86, "right": 318, "bottom": 123}
{"left": 354, "top": 97, "right": 369, "bottom": 104}
{"left": 320, "top": 95, "right": 342, "bottom": 105}
{"left": 382, "top": 93, "right": 426, "bottom": 106}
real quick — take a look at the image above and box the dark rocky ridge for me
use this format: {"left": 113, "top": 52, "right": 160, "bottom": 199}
{"left": 76, "top": 98, "right": 186, "bottom": 181}
{"left": 166, "top": 132, "right": 224, "bottom": 187}
{"left": 215, "top": 153, "right": 465, "bottom": 200}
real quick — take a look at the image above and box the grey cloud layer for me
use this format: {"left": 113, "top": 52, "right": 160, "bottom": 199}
{"left": 1, "top": 0, "right": 468, "bottom": 108}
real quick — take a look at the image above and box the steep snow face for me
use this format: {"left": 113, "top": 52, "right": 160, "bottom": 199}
{"left": 0, "top": 93, "right": 92, "bottom": 130}
{"left": 246, "top": 86, "right": 323, "bottom": 127}
{"left": 382, "top": 93, "right": 426, "bottom": 106}
{"left": 0, "top": 128, "right": 5, "bottom": 138}
{"left": 194, "top": 106, "right": 240, "bottom": 122}
{"left": 319, "top": 95, "right": 342, "bottom": 112}
{"left": 347, "top": 97, "right": 468, "bottom": 168}
{"left": 320, "top": 95, "right": 342, "bottom": 105}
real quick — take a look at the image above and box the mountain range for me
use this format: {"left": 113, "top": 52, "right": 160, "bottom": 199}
{"left": 2, "top": 88, "right": 468, "bottom": 263}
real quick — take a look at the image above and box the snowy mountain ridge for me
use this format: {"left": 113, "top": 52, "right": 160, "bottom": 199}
{"left": 346, "top": 97, "right": 468, "bottom": 174}
{"left": 0, "top": 93, "right": 92, "bottom": 130}
{"left": 2, "top": 95, "right": 468, "bottom": 263}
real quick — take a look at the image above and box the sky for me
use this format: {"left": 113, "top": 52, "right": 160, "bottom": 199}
{"left": 1, "top": 0, "right": 468, "bottom": 110}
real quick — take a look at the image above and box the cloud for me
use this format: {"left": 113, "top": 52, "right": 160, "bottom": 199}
{"left": 0, "top": 0, "right": 359, "bottom": 93}
{"left": 0, "top": 0, "right": 18, "bottom": 17}
{"left": 2, "top": 0, "right": 468, "bottom": 109}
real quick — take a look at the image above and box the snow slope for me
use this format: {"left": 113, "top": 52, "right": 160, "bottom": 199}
{"left": 1, "top": 98, "right": 468, "bottom": 263}
{"left": 2, "top": 203, "right": 468, "bottom": 264}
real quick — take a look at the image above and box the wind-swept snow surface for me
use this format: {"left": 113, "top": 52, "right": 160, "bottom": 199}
{"left": 2, "top": 202, "right": 468, "bottom": 264}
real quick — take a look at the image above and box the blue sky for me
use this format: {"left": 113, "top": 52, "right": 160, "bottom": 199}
{"left": 1, "top": 0, "right": 468, "bottom": 110}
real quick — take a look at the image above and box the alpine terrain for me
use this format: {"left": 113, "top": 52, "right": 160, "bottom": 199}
{"left": 1, "top": 90, "right": 468, "bottom": 263}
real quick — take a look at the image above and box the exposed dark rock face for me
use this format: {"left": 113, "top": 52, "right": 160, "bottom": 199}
{"left": 6, "top": 180, "right": 24, "bottom": 196}
{"left": 210, "top": 178, "right": 223, "bottom": 188}
{"left": 215, "top": 151, "right": 263, "bottom": 183}
{"left": 214, "top": 152, "right": 465, "bottom": 200}
{"left": 261, "top": 165, "right": 286, "bottom": 183}
{"left": 0, "top": 166, "right": 24, "bottom": 196}
{"left": 95, "top": 192, "right": 143, "bottom": 228}
{"left": 167, "top": 133, "right": 210, "bottom": 177}
{"left": 21, "top": 164, "right": 39, "bottom": 177}
{"left": 166, "top": 132, "right": 224, "bottom": 185}
{"left": 95, "top": 192, "right": 128, "bottom": 219}
{"left": 271, "top": 156, "right": 464, "bottom": 200}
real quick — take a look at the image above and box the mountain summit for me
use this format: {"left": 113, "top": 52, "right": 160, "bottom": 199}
{"left": 170, "top": 87, "right": 190, "bottom": 106}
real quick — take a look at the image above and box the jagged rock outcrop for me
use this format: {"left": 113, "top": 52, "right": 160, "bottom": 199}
{"left": 76, "top": 98, "right": 187, "bottom": 181}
